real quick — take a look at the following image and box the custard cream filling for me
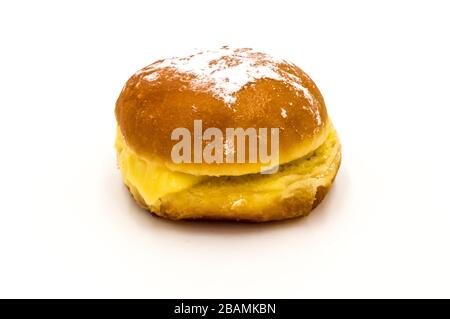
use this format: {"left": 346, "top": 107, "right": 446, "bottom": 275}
{"left": 115, "top": 127, "right": 338, "bottom": 207}
{"left": 115, "top": 128, "right": 206, "bottom": 206}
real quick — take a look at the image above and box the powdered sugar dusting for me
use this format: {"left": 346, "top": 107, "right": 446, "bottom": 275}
{"left": 231, "top": 198, "right": 247, "bottom": 209}
{"left": 141, "top": 46, "right": 315, "bottom": 106}
{"left": 313, "top": 108, "right": 322, "bottom": 125}
{"left": 302, "top": 104, "right": 322, "bottom": 126}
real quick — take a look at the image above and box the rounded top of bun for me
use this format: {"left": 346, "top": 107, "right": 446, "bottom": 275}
{"left": 115, "top": 46, "right": 329, "bottom": 176}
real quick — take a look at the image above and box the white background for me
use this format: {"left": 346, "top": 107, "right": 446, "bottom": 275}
{"left": 1, "top": 0, "right": 449, "bottom": 298}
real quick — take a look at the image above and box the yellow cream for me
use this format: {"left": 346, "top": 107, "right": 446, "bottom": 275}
{"left": 115, "top": 126, "right": 339, "bottom": 213}
{"left": 115, "top": 128, "right": 205, "bottom": 207}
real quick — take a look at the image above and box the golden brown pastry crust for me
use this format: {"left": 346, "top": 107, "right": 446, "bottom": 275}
{"left": 115, "top": 47, "right": 341, "bottom": 222}
{"left": 115, "top": 47, "right": 329, "bottom": 176}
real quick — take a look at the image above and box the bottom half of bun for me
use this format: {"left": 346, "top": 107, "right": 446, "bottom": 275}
{"left": 115, "top": 125, "right": 341, "bottom": 222}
